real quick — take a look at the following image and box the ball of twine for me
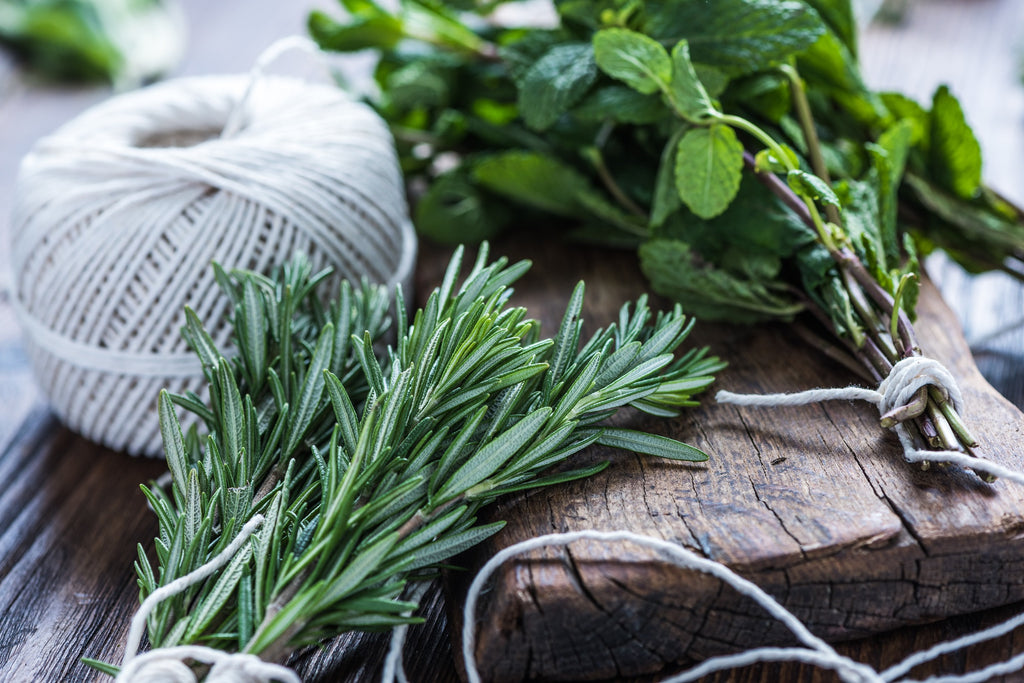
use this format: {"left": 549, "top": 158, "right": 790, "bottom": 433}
{"left": 10, "top": 71, "right": 416, "bottom": 456}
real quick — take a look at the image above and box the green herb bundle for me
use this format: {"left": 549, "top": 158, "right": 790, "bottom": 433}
{"left": 309, "top": 0, "right": 1008, "bottom": 459}
{"left": 0, "top": 0, "right": 183, "bottom": 85}
{"left": 93, "top": 246, "right": 722, "bottom": 676}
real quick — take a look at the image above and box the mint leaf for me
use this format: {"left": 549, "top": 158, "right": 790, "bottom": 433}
{"left": 871, "top": 120, "right": 915, "bottom": 266}
{"left": 753, "top": 144, "right": 799, "bottom": 174}
{"left": 308, "top": 10, "right": 403, "bottom": 52}
{"left": 898, "top": 233, "right": 921, "bottom": 319}
{"left": 573, "top": 86, "right": 667, "bottom": 124}
{"left": 519, "top": 43, "right": 597, "bottom": 131}
{"left": 415, "top": 170, "right": 507, "bottom": 244}
{"left": 799, "top": 31, "right": 886, "bottom": 127}
{"left": 383, "top": 61, "right": 451, "bottom": 111}
{"left": 802, "top": 0, "right": 858, "bottom": 56}
{"left": 639, "top": 239, "right": 803, "bottom": 323}
{"left": 693, "top": 64, "right": 730, "bottom": 98}
{"left": 472, "top": 151, "right": 591, "bottom": 216}
{"left": 929, "top": 84, "right": 982, "bottom": 199}
{"left": 787, "top": 169, "right": 840, "bottom": 208}
{"left": 650, "top": 130, "right": 683, "bottom": 228}
{"left": 574, "top": 185, "right": 647, "bottom": 237}
{"left": 904, "top": 174, "right": 1023, "bottom": 270}
{"left": 723, "top": 72, "right": 791, "bottom": 123}
{"left": 876, "top": 119, "right": 914, "bottom": 180}
{"left": 593, "top": 28, "right": 671, "bottom": 95}
{"left": 667, "top": 40, "right": 714, "bottom": 120}
{"left": 656, "top": 175, "right": 817, "bottom": 264}
{"left": 674, "top": 124, "right": 744, "bottom": 219}
{"left": 501, "top": 29, "right": 568, "bottom": 86}
{"left": 644, "top": 0, "right": 825, "bottom": 76}
{"left": 881, "top": 92, "right": 928, "bottom": 133}
{"left": 840, "top": 177, "right": 889, "bottom": 281}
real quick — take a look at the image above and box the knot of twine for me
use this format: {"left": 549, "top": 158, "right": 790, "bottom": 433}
{"left": 716, "top": 356, "right": 962, "bottom": 415}
{"left": 716, "top": 355, "right": 1024, "bottom": 484}
{"left": 115, "top": 515, "right": 299, "bottom": 683}
{"left": 10, "top": 36, "right": 416, "bottom": 456}
{"left": 117, "top": 647, "right": 299, "bottom": 683}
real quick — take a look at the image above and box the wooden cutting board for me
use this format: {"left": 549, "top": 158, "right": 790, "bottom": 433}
{"left": 431, "top": 239, "right": 1024, "bottom": 682}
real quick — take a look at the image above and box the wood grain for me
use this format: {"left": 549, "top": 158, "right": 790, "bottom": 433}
{"left": 447, "top": 240, "right": 1024, "bottom": 682}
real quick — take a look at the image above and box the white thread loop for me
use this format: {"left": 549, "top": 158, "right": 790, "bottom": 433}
{"left": 117, "top": 515, "right": 298, "bottom": 683}
{"left": 461, "top": 530, "right": 1024, "bottom": 683}
{"left": 381, "top": 581, "right": 432, "bottom": 683}
{"left": 221, "top": 36, "right": 326, "bottom": 140}
{"left": 461, "top": 531, "right": 880, "bottom": 683}
{"left": 876, "top": 357, "right": 963, "bottom": 415}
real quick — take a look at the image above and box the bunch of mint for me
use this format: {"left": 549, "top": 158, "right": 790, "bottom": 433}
{"left": 311, "top": 0, "right": 999, "bottom": 461}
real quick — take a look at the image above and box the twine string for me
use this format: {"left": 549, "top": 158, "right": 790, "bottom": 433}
{"left": 459, "top": 530, "right": 1024, "bottom": 683}
{"left": 380, "top": 581, "right": 432, "bottom": 683}
{"left": 221, "top": 36, "right": 328, "bottom": 140}
{"left": 714, "top": 356, "right": 1024, "bottom": 484}
{"left": 116, "top": 515, "right": 298, "bottom": 683}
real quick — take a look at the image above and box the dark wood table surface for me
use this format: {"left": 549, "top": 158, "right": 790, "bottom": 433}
{"left": 3, "top": 1, "right": 1024, "bottom": 681}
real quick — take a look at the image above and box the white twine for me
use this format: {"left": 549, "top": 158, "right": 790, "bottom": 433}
{"left": 10, "top": 38, "right": 416, "bottom": 456}
{"left": 715, "top": 356, "right": 1024, "bottom": 484}
{"left": 460, "top": 530, "right": 1024, "bottom": 683}
{"left": 381, "top": 581, "right": 432, "bottom": 683}
{"left": 117, "top": 515, "right": 299, "bottom": 683}
{"left": 117, "top": 647, "right": 299, "bottom": 683}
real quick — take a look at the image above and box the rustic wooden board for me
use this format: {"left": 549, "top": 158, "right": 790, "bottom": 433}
{"left": 446, "top": 239, "right": 1024, "bottom": 682}
{"left": 1, "top": 238, "right": 1023, "bottom": 683}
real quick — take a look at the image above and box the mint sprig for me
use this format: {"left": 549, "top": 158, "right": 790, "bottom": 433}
{"left": 310, "top": 0, "right": 993, "bottom": 460}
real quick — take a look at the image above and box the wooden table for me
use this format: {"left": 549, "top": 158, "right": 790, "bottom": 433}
{"left": 2, "top": 1, "right": 1024, "bottom": 681}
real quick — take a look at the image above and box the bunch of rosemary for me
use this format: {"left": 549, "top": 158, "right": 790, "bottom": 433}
{"left": 309, "top": 0, "right": 995, "bottom": 461}
{"left": 91, "top": 245, "right": 723, "bottom": 676}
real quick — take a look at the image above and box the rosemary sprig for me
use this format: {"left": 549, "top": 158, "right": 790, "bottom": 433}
{"left": 103, "top": 245, "right": 723, "bottom": 675}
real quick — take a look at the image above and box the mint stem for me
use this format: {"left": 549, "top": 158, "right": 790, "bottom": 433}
{"left": 781, "top": 63, "right": 842, "bottom": 227}
{"left": 744, "top": 154, "right": 978, "bottom": 458}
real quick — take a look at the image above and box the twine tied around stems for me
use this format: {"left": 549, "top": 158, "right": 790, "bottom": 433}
{"left": 715, "top": 356, "right": 1024, "bottom": 484}
{"left": 115, "top": 515, "right": 299, "bottom": 683}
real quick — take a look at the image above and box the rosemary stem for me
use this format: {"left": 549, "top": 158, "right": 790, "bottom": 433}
{"left": 253, "top": 464, "right": 286, "bottom": 505}
{"left": 246, "top": 568, "right": 311, "bottom": 663}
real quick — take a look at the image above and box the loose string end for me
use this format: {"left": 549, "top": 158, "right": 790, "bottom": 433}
{"left": 221, "top": 35, "right": 327, "bottom": 139}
